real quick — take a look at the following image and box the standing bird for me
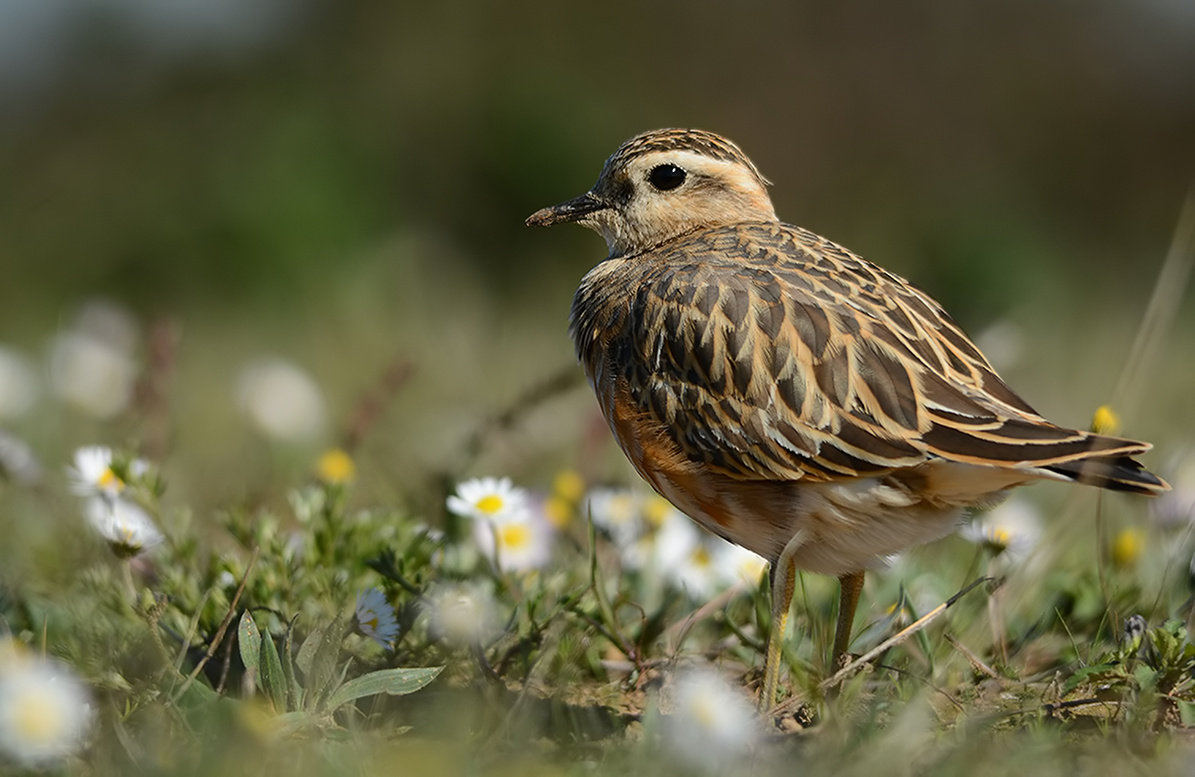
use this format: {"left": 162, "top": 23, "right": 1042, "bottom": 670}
{"left": 526, "top": 128, "right": 1169, "bottom": 708}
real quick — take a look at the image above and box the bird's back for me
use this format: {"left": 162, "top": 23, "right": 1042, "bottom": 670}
{"left": 572, "top": 221, "right": 1167, "bottom": 501}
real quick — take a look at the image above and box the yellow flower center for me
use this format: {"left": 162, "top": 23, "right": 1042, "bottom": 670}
{"left": 552, "top": 470, "right": 586, "bottom": 503}
{"left": 692, "top": 546, "right": 712, "bottom": 568}
{"left": 363, "top": 615, "right": 379, "bottom": 631}
{"left": 476, "top": 495, "right": 504, "bottom": 515}
{"left": 11, "top": 686, "right": 61, "bottom": 746}
{"left": 691, "top": 694, "right": 717, "bottom": 730}
{"left": 98, "top": 467, "right": 124, "bottom": 492}
{"left": 316, "top": 448, "right": 356, "bottom": 485}
{"left": 498, "top": 523, "right": 530, "bottom": 550}
{"left": 988, "top": 527, "right": 1012, "bottom": 549}
{"left": 643, "top": 496, "right": 672, "bottom": 528}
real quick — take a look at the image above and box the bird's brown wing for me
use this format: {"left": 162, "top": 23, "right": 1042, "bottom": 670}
{"left": 604, "top": 221, "right": 1156, "bottom": 486}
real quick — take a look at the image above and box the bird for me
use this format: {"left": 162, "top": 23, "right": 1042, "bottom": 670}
{"left": 525, "top": 128, "right": 1169, "bottom": 710}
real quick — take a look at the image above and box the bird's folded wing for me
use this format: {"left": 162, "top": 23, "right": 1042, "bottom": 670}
{"left": 622, "top": 223, "right": 1150, "bottom": 483}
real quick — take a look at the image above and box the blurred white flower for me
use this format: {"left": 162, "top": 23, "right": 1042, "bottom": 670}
{"left": 1152, "top": 451, "right": 1195, "bottom": 528}
{"left": 583, "top": 487, "right": 645, "bottom": 547}
{"left": 424, "top": 581, "right": 496, "bottom": 647}
{"left": 662, "top": 666, "right": 758, "bottom": 772}
{"left": 354, "top": 588, "right": 399, "bottom": 649}
{"left": 714, "top": 542, "right": 768, "bottom": 588}
{"left": 973, "top": 319, "right": 1025, "bottom": 372}
{"left": 446, "top": 477, "right": 528, "bottom": 522}
{"left": 0, "top": 431, "right": 40, "bottom": 484}
{"left": 48, "top": 299, "right": 140, "bottom": 419}
{"left": 49, "top": 333, "right": 137, "bottom": 419}
{"left": 84, "top": 496, "right": 163, "bottom": 558}
{"left": 586, "top": 486, "right": 764, "bottom": 596}
{"left": 960, "top": 497, "right": 1041, "bottom": 561}
{"left": 652, "top": 517, "right": 720, "bottom": 598}
{"left": 0, "top": 345, "right": 39, "bottom": 420}
{"left": 235, "top": 358, "right": 327, "bottom": 442}
{"left": 471, "top": 505, "right": 553, "bottom": 573}
{"left": 0, "top": 648, "right": 92, "bottom": 768}
{"left": 67, "top": 445, "right": 147, "bottom": 498}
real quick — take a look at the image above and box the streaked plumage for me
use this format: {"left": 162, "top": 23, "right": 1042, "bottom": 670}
{"left": 527, "top": 128, "right": 1168, "bottom": 707}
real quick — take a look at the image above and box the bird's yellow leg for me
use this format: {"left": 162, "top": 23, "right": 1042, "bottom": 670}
{"left": 832, "top": 571, "right": 865, "bottom": 670}
{"left": 760, "top": 530, "right": 807, "bottom": 712}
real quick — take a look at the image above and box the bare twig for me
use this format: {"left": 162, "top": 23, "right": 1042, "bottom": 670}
{"left": 459, "top": 364, "right": 583, "bottom": 468}
{"left": 342, "top": 356, "right": 415, "bottom": 452}
{"left": 943, "top": 633, "right": 1000, "bottom": 680}
{"left": 171, "top": 546, "right": 260, "bottom": 703}
{"left": 818, "top": 576, "right": 997, "bottom": 692}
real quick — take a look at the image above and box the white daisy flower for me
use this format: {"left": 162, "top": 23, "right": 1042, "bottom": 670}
{"left": 0, "top": 651, "right": 92, "bottom": 768}
{"left": 1151, "top": 451, "right": 1195, "bottom": 528}
{"left": 583, "top": 487, "right": 645, "bottom": 547}
{"left": 0, "top": 431, "right": 41, "bottom": 485}
{"left": 659, "top": 523, "right": 722, "bottom": 600}
{"left": 471, "top": 505, "right": 553, "bottom": 573}
{"left": 84, "top": 496, "right": 164, "bottom": 558}
{"left": 0, "top": 344, "right": 39, "bottom": 420}
{"left": 48, "top": 301, "right": 139, "bottom": 420}
{"left": 663, "top": 666, "right": 758, "bottom": 772}
{"left": 424, "top": 581, "right": 496, "bottom": 647}
{"left": 67, "top": 446, "right": 147, "bottom": 499}
{"left": 235, "top": 358, "right": 327, "bottom": 443}
{"left": 354, "top": 588, "right": 399, "bottom": 649}
{"left": 607, "top": 498, "right": 679, "bottom": 573}
{"left": 960, "top": 497, "right": 1041, "bottom": 561}
{"left": 714, "top": 541, "right": 768, "bottom": 588}
{"left": 446, "top": 477, "right": 528, "bottom": 523}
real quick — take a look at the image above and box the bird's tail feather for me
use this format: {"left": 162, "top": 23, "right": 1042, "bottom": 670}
{"left": 1044, "top": 453, "right": 1170, "bottom": 496}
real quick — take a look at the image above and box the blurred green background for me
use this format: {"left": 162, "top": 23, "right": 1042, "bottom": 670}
{"left": 0, "top": 0, "right": 1192, "bottom": 523}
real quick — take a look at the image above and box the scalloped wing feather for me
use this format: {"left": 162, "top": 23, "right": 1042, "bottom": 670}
{"left": 571, "top": 221, "right": 1166, "bottom": 495}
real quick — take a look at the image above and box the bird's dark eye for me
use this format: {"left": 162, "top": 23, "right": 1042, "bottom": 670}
{"left": 648, "top": 164, "right": 687, "bottom": 191}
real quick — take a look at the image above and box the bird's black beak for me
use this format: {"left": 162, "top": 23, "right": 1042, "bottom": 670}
{"left": 525, "top": 192, "right": 607, "bottom": 227}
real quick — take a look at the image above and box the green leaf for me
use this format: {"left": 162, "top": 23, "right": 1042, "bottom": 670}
{"left": 305, "top": 613, "right": 348, "bottom": 712}
{"left": 1179, "top": 701, "right": 1195, "bottom": 727}
{"left": 296, "top": 626, "right": 321, "bottom": 678}
{"left": 173, "top": 673, "right": 218, "bottom": 712}
{"left": 282, "top": 616, "right": 304, "bottom": 711}
{"left": 1062, "top": 662, "right": 1118, "bottom": 695}
{"left": 238, "top": 611, "right": 262, "bottom": 683}
{"left": 1134, "top": 663, "right": 1159, "bottom": 692}
{"left": 325, "top": 667, "right": 443, "bottom": 713}
{"left": 260, "top": 625, "right": 288, "bottom": 713}
{"left": 272, "top": 711, "right": 314, "bottom": 737}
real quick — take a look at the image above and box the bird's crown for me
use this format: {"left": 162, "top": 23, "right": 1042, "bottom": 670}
{"left": 601, "top": 128, "right": 770, "bottom": 189}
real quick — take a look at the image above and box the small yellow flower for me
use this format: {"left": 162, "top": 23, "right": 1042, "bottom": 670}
{"left": 315, "top": 448, "right": 356, "bottom": 485}
{"left": 552, "top": 470, "right": 586, "bottom": 503}
{"left": 542, "top": 495, "right": 573, "bottom": 529}
{"left": 1092, "top": 405, "right": 1121, "bottom": 435}
{"left": 1111, "top": 527, "right": 1143, "bottom": 567}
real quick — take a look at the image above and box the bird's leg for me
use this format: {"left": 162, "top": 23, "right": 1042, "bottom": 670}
{"left": 760, "top": 529, "right": 807, "bottom": 712}
{"left": 832, "top": 571, "right": 865, "bottom": 670}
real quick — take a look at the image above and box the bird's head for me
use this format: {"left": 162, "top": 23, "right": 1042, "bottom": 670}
{"left": 526, "top": 128, "right": 778, "bottom": 256}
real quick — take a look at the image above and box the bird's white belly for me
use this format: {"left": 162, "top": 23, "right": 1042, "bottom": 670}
{"left": 782, "top": 479, "right": 965, "bottom": 575}
{"left": 656, "top": 474, "right": 966, "bottom": 577}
